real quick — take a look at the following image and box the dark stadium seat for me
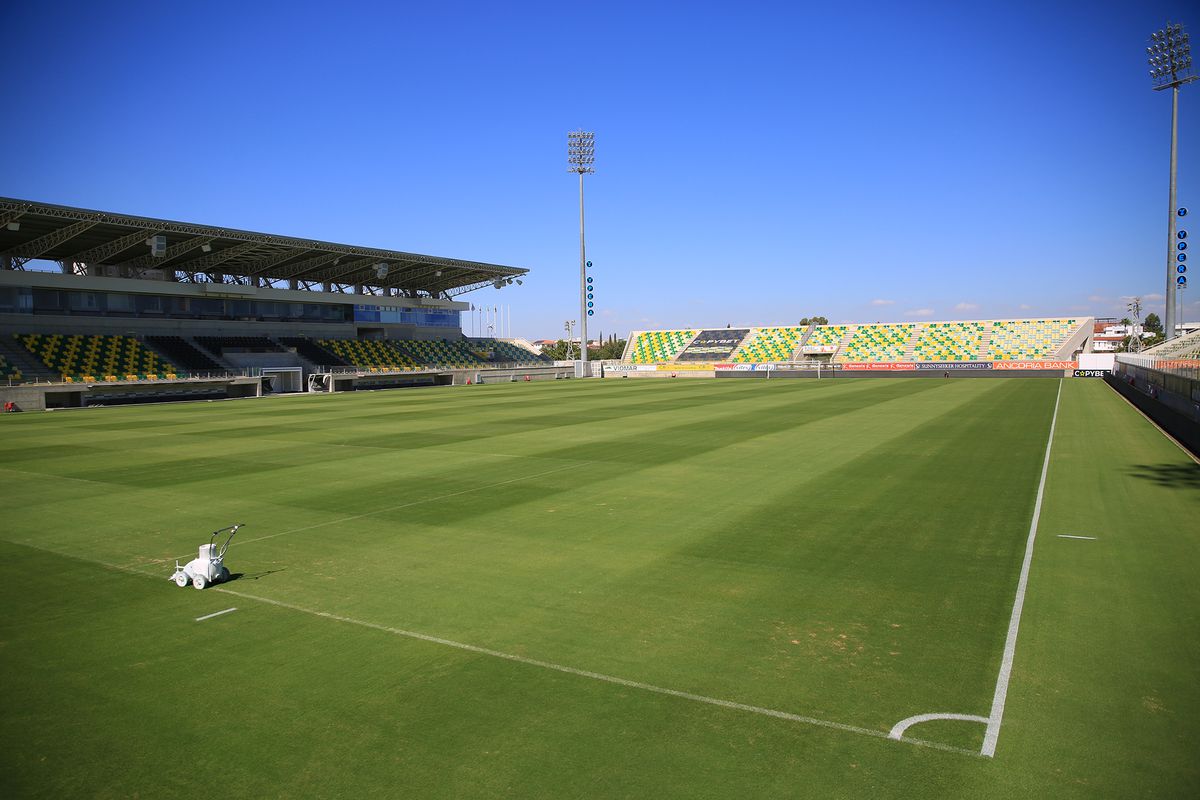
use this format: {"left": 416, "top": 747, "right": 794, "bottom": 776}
{"left": 144, "top": 336, "right": 224, "bottom": 372}
{"left": 278, "top": 337, "right": 351, "bottom": 367}
{"left": 195, "top": 336, "right": 284, "bottom": 355}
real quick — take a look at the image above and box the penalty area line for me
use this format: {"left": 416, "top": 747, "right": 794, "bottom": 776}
{"left": 982, "top": 378, "right": 1062, "bottom": 758}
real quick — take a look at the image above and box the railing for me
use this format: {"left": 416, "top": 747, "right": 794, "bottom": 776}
{"left": 312, "top": 360, "right": 552, "bottom": 376}
{"left": 1116, "top": 353, "right": 1200, "bottom": 380}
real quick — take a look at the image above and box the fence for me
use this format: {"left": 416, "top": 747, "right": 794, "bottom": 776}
{"left": 1110, "top": 356, "right": 1200, "bottom": 455}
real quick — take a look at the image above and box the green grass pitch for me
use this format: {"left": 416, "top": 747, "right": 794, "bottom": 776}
{"left": 1, "top": 377, "right": 1197, "bottom": 798}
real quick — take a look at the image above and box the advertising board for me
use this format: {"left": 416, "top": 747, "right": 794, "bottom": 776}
{"left": 839, "top": 362, "right": 917, "bottom": 371}
{"left": 993, "top": 361, "right": 1077, "bottom": 371}
{"left": 914, "top": 362, "right": 994, "bottom": 371}
{"left": 676, "top": 329, "right": 750, "bottom": 361}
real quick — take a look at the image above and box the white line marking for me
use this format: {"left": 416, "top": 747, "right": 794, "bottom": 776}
{"left": 982, "top": 378, "right": 1062, "bottom": 758}
{"left": 888, "top": 712, "right": 988, "bottom": 740}
{"left": 7, "top": 539, "right": 982, "bottom": 758}
{"left": 210, "top": 583, "right": 981, "bottom": 758}
{"left": 1056, "top": 534, "right": 1096, "bottom": 540}
{"left": 195, "top": 607, "right": 237, "bottom": 621}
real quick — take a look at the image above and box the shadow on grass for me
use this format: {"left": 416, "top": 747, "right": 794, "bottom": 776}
{"left": 226, "top": 568, "right": 285, "bottom": 583}
{"left": 1126, "top": 463, "right": 1200, "bottom": 490}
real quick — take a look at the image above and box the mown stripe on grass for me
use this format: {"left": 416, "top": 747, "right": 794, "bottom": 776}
{"left": 982, "top": 378, "right": 1061, "bottom": 757}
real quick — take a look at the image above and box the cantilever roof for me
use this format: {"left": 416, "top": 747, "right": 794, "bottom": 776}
{"left": 0, "top": 197, "right": 527, "bottom": 297}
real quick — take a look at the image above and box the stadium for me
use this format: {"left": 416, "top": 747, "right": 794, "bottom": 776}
{"left": 2, "top": 191, "right": 1198, "bottom": 797}
{"left": 3, "top": 5, "right": 1199, "bottom": 800}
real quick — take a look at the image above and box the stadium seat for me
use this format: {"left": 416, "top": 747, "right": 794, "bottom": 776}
{"left": 989, "top": 319, "right": 1078, "bottom": 360}
{"left": 834, "top": 324, "right": 915, "bottom": 363}
{"left": 144, "top": 336, "right": 221, "bottom": 372}
{"left": 16, "top": 333, "right": 175, "bottom": 381}
{"left": 318, "top": 339, "right": 418, "bottom": 371}
{"left": 463, "top": 338, "right": 552, "bottom": 364}
{"left": 912, "top": 321, "right": 986, "bottom": 361}
{"left": 195, "top": 336, "right": 284, "bottom": 355}
{"left": 731, "top": 327, "right": 804, "bottom": 362}
{"left": 388, "top": 339, "right": 485, "bottom": 369}
{"left": 278, "top": 337, "right": 351, "bottom": 367}
{"left": 0, "top": 353, "right": 21, "bottom": 383}
{"left": 803, "top": 325, "right": 849, "bottom": 352}
{"left": 628, "top": 330, "right": 697, "bottom": 364}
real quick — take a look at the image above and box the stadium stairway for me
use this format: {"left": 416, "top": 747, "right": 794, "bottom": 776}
{"left": 190, "top": 338, "right": 230, "bottom": 369}
{"left": 978, "top": 322, "right": 994, "bottom": 360}
{"left": 1052, "top": 320, "right": 1093, "bottom": 359}
{"left": 782, "top": 326, "right": 820, "bottom": 362}
{"left": 278, "top": 337, "right": 350, "bottom": 368}
{"left": 836, "top": 326, "right": 857, "bottom": 357}
{"left": 790, "top": 323, "right": 817, "bottom": 360}
{"left": 144, "top": 336, "right": 224, "bottom": 373}
{"left": 901, "top": 325, "right": 924, "bottom": 362}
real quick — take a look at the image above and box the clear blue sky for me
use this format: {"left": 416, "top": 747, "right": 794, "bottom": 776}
{"left": 1, "top": 0, "right": 1196, "bottom": 338}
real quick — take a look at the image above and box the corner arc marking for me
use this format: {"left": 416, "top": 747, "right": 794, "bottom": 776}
{"left": 888, "top": 712, "right": 989, "bottom": 740}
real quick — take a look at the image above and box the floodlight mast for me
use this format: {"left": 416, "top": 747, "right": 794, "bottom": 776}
{"left": 1149, "top": 22, "right": 1196, "bottom": 341}
{"left": 568, "top": 130, "right": 595, "bottom": 364}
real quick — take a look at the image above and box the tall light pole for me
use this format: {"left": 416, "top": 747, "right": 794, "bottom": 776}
{"left": 1127, "top": 296, "right": 1144, "bottom": 353}
{"left": 1149, "top": 22, "right": 1196, "bottom": 340}
{"left": 568, "top": 130, "right": 595, "bottom": 364}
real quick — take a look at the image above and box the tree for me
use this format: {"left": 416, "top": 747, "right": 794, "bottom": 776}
{"left": 1144, "top": 312, "right": 1163, "bottom": 335}
{"left": 798, "top": 316, "right": 829, "bottom": 326}
{"left": 539, "top": 340, "right": 574, "bottom": 360}
{"left": 595, "top": 334, "right": 627, "bottom": 360}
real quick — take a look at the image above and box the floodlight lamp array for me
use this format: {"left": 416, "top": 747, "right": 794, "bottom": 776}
{"left": 1148, "top": 22, "right": 1194, "bottom": 86}
{"left": 567, "top": 130, "right": 596, "bottom": 173}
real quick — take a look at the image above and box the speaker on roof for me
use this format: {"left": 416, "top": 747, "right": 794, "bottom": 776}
{"left": 148, "top": 235, "right": 167, "bottom": 257}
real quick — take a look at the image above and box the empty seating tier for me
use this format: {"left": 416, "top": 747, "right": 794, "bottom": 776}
{"left": 17, "top": 333, "right": 176, "bottom": 381}
{"left": 317, "top": 339, "right": 417, "bottom": 371}
{"left": 805, "top": 326, "right": 849, "bottom": 349}
{"left": 389, "top": 339, "right": 484, "bottom": 368}
{"left": 835, "top": 324, "right": 915, "bottom": 363}
{"left": 278, "top": 337, "right": 350, "bottom": 367}
{"left": 0, "top": 353, "right": 21, "bottom": 383}
{"left": 989, "top": 319, "right": 1078, "bottom": 361}
{"left": 466, "top": 338, "right": 551, "bottom": 364}
{"left": 628, "top": 330, "right": 696, "bottom": 364}
{"left": 195, "top": 336, "right": 284, "bottom": 355}
{"left": 912, "top": 321, "right": 985, "bottom": 361}
{"left": 732, "top": 327, "right": 804, "bottom": 363}
{"left": 144, "top": 336, "right": 224, "bottom": 372}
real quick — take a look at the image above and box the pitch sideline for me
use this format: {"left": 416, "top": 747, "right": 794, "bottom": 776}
{"left": 981, "top": 378, "right": 1062, "bottom": 757}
